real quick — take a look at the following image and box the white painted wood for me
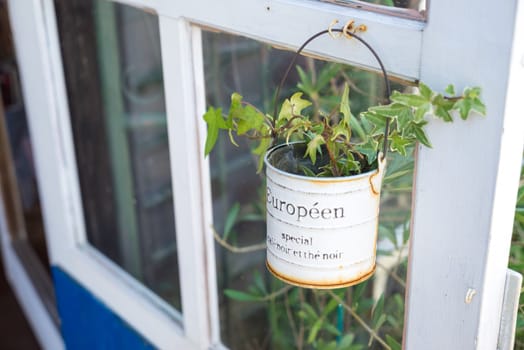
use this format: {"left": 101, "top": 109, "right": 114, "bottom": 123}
{"left": 11, "top": 0, "right": 423, "bottom": 347}
{"left": 192, "top": 25, "right": 223, "bottom": 346}
{"left": 405, "top": 0, "right": 524, "bottom": 349}
{"left": 9, "top": 0, "right": 523, "bottom": 348}
{"left": 498, "top": 269, "right": 523, "bottom": 350}
{"left": 159, "top": 17, "right": 221, "bottom": 348}
{"left": 8, "top": 0, "right": 195, "bottom": 348}
{"left": 114, "top": 0, "right": 424, "bottom": 80}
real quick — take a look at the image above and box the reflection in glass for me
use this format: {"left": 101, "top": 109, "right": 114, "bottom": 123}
{"left": 203, "top": 30, "right": 412, "bottom": 349}
{"left": 323, "top": 0, "right": 426, "bottom": 19}
{"left": 54, "top": 0, "right": 181, "bottom": 311}
{"left": 359, "top": 0, "right": 424, "bottom": 9}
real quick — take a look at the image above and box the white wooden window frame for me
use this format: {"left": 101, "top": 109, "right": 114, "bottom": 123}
{"left": 8, "top": 0, "right": 524, "bottom": 349}
{"left": 0, "top": 98, "right": 63, "bottom": 349}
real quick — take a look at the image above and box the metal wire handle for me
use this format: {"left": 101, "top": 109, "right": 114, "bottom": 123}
{"left": 273, "top": 27, "right": 392, "bottom": 159}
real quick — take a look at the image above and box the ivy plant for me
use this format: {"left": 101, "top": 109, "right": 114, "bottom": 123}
{"left": 204, "top": 80, "right": 485, "bottom": 177}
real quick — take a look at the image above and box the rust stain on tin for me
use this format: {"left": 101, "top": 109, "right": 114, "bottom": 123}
{"left": 304, "top": 169, "right": 379, "bottom": 187}
{"left": 369, "top": 172, "right": 381, "bottom": 196}
{"left": 369, "top": 155, "right": 386, "bottom": 196}
{"left": 266, "top": 261, "right": 376, "bottom": 289}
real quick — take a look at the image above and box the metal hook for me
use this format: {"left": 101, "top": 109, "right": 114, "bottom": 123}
{"left": 357, "top": 24, "right": 367, "bottom": 33}
{"left": 343, "top": 20, "right": 355, "bottom": 39}
{"left": 328, "top": 19, "right": 342, "bottom": 39}
{"left": 272, "top": 21, "right": 390, "bottom": 157}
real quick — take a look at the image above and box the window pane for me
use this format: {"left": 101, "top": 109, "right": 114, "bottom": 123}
{"left": 321, "top": 0, "right": 426, "bottom": 19}
{"left": 203, "top": 30, "right": 412, "bottom": 349}
{"left": 357, "top": 0, "right": 425, "bottom": 10}
{"left": 54, "top": 0, "right": 181, "bottom": 311}
{"left": 1, "top": 24, "right": 49, "bottom": 270}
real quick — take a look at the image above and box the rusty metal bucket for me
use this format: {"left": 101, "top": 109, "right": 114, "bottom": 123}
{"left": 264, "top": 26, "right": 391, "bottom": 288}
{"left": 265, "top": 143, "right": 386, "bottom": 289}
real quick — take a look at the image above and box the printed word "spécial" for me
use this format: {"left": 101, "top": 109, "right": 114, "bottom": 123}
{"left": 267, "top": 187, "right": 345, "bottom": 222}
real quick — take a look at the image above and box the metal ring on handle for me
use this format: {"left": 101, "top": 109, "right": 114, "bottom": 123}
{"left": 273, "top": 27, "right": 391, "bottom": 160}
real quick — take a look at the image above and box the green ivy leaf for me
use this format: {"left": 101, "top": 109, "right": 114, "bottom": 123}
{"left": 331, "top": 123, "right": 350, "bottom": 142}
{"left": 419, "top": 82, "right": 433, "bottom": 100}
{"left": 252, "top": 135, "right": 272, "bottom": 173}
{"left": 445, "top": 84, "right": 456, "bottom": 95}
{"left": 464, "top": 86, "right": 482, "bottom": 99}
{"left": 367, "top": 103, "right": 406, "bottom": 117}
{"left": 410, "top": 121, "right": 432, "bottom": 147}
{"left": 237, "top": 105, "right": 265, "bottom": 135}
{"left": 356, "top": 137, "right": 379, "bottom": 164}
{"left": 349, "top": 115, "right": 367, "bottom": 141}
{"left": 390, "top": 91, "right": 429, "bottom": 107}
{"left": 453, "top": 87, "right": 486, "bottom": 119}
{"left": 305, "top": 134, "right": 326, "bottom": 164}
{"left": 431, "top": 94, "right": 455, "bottom": 122}
{"left": 228, "top": 92, "right": 243, "bottom": 125}
{"left": 203, "top": 107, "right": 225, "bottom": 156}
{"left": 390, "top": 133, "right": 412, "bottom": 157}
{"left": 454, "top": 98, "right": 472, "bottom": 120}
{"left": 471, "top": 98, "right": 486, "bottom": 116}
{"left": 434, "top": 105, "right": 453, "bottom": 122}
{"left": 337, "top": 151, "right": 361, "bottom": 175}
{"left": 290, "top": 92, "right": 313, "bottom": 115}
{"left": 277, "top": 92, "right": 312, "bottom": 123}
{"left": 414, "top": 102, "right": 431, "bottom": 122}
{"left": 360, "top": 111, "right": 387, "bottom": 134}
{"left": 396, "top": 108, "right": 414, "bottom": 132}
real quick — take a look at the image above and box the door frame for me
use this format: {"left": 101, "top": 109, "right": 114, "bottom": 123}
{"left": 6, "top": 0, "right": 524, "bottom": 348}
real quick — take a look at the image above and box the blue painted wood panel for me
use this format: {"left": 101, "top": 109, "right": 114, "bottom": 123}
{"left": 52, "top": 266, "right": 155, "bottom": 350}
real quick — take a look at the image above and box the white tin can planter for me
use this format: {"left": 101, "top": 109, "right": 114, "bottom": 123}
{"left": 265, "top": 143, "right": 386, "bottom": 289}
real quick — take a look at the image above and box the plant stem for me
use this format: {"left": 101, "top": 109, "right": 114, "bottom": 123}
{"left": 284, "top": 291, "right": 302, "bottom": 349}
{"left": 298, "top": 289, "right": 305, "bottom": 348}
{"left": 443, "top": 96, "right": 463, "bottom": 102}
{"left": 325, "top": 141, "right": 341, "bottom": 176}
{"left": 328, "top": 291, "right": 392, "bottom": 350}
{"left": 376, "top": 262, "right": 406, "bottom": 289}
{"left": 212, "top": 226, "right": 266, "bottom": 253}
{"left": 261, "top": 285, "right": 293, "bottom": 301}
{"left": 277, "top": 114, "right": 303, "bottom": 133}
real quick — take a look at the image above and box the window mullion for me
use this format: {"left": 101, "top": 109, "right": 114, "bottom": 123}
{"left": 159, "top": 16, "right": 214, "bottom": 348}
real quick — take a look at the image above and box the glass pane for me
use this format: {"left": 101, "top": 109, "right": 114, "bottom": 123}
{"left": 1, "top": 16, "right": 49, "bottom": 270}
{"left": 203, "top": 30, "right": 412, "bottom": 349}
{"left": 358, "top": 0, "right": 425, "bottom": 10}
{"left": 321, "top": 0, "right": 426, "bottom": 19}
{"left": 54, "top": 0, "right": 181, "bottom": 311}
